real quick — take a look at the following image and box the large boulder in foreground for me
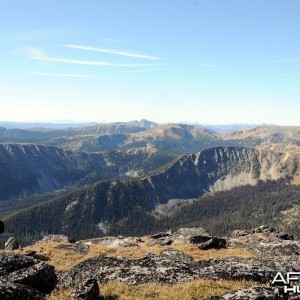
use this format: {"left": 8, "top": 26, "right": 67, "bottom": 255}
{"left": 0, "top": 279, "right": 44, "bottom": 300}
{"left": 8, "top": 262, "right": 57, "bottom": 294}
{"left": 68, "top": 278, "right": 100, "bottom": 300}
{"left": 5, "top": 237, "right": 19, "bottom": 250}
{"left": 0, "top": 253, "right": 37, "bottom": 276}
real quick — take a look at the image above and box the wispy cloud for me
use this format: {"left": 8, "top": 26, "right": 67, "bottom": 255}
{"left": 21, "top": 46, "right": 162, "bottom": 67}
{"left": 63, "top": 44, "right": 161, "bottom": 61}
{"left": 198, "top": 63, "right": 219, "bottom": 68}
{"left": 33, "top": 72, "right": 130, "bottom": 80}
{"left": 31, "top": 54, "right": 163, "bottom": 67}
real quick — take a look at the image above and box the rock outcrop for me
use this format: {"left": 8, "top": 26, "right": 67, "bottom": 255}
{"left": 59, "top": 252, "right": 286, "bottom": 287}
{"left": 198, "top": 237, "right": 226, "bottom": 250}
{"left": 4, "top": 237, "right": 19, "bottom": 250}
{"left": 8, "top": 262, "right": 57, "bottom": 294}
{"left": 40, "top": 234, "right": 75, "bottom": 243}
{"left": 146, "top": 227, "right": 225, "bottom": 249}
{"left": 0, "top": 279, "right": 45, "bottom": 300}
{"left": 0, "top": 253, "right": 57, "bottom": 298}
{"left": 3, "top": 225, "right": 300, "bottom": 298}
{"left": 68, "top": 278, "right": 100, "bottom": 300}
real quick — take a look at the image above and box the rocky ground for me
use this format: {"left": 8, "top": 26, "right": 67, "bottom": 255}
{"left": 1, "top": 224, "right": 300, "bottom": 299}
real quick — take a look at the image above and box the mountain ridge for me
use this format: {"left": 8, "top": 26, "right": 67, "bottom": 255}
{"left": 5, "top": 146, "right": 299, "bottom": 241}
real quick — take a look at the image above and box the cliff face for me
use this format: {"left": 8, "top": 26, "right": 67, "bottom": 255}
{"left": 143, "top": 146, "right": 299, "bottom": 202}
{"left": 0, "top": 144, "right": 113, "bottom": 200}
{"left": 0, "top": 144, "right": 177, "bottom": 202}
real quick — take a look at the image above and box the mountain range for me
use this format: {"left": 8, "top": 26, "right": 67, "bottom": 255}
{"left": 1, "top": 120, "right": 300, "bottom": 243}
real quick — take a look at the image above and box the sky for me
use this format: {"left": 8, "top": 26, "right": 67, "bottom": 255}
{"left": 0, "top": 0, "right": 300, "bottom": 125}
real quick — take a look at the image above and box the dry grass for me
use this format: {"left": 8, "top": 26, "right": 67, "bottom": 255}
{"left": 8, "top": 236, "right": 254, "bottom": 271}
{"left": 3, "top": 238, "right": 259, "bottom": 300}
{"left": 13, "top": 241, "right": 110, "bottom": 271}
{"left": 47, "top": 279, "right": 263, "bottom": 300}
{"left": 104, "top": 237, "right": 255, "bottom": 261}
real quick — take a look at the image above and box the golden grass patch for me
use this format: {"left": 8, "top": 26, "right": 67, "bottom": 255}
{"left": 47, "top": 279, "right": 262, "bottom": 300}
{"left": 9, "top": 236, "right": 254, "bottom": 272}
{"left": 104, "top": 237, "right": 255, "bottom": 261}
{"left": 101, "top": 279, "right": 261, "bottom": 300}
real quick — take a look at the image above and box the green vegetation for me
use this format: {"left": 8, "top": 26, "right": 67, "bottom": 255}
{"left": 110, "top": 180, "right": 300, "bottom": 237}
{"left": 5, "top": 179, "right": 300, "bottom": 245}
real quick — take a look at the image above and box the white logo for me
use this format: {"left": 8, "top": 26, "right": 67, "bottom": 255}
{"left": 272, "top": 272, "right": 300, "bottom": 293}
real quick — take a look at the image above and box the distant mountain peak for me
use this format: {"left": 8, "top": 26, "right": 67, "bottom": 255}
{"left": 128, "top": 119, "right": 159, "bottom": 129}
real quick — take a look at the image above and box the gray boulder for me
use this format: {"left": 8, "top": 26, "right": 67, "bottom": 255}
{"left": 150, "top": 232, "right": 172, "bottom": 239}
{"left": 68, "top": 278, "right": 100, "bottom": 300}
{"left": 0, "top": 279, "right": 45, "bottom": 300}
{"left": 40, "top": 234, "right": 75, "bottom": 243}
{"left": 8, "top": 262, "right": 57, "bottom": 294}
{"left": 5, "top": 237, "right": 19, "bottom": 250}
{"left": 198, "top": 237, "right": 226, "bottom": 250}
{"left": 231, "top": 230, "right": 251, "bottom": 238}
{"left": 147, "top": 238, "right": 172, "bottom": 246}
{"left": 176, "top": 227, "right": 209, "bottom": 236}
{"left": 0, "top": 253, "right": 37, "bottom": 276}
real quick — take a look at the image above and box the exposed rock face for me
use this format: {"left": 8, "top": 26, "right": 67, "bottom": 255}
{"left": 0, "top": 253, "right": 37, "bottom": 276}
{"left": 58, "top": 249, "right": 200, "bottom": 287}
{"left": 8, "top": 262, "right": 57, "bottom": 294}
{"left": 55, "top": 244, "right": 90, "bottom": 255}
{"left": 80, "top": 236, "right": 138, "bottom": 248}
{"left": 68, "top": 278, "right": 100, "bottom": 300}
{"left": 0, "top": 253, "right": 57, "bottom": 297}
{"left": 229, "top": 225, "right": 299, "bottom": 257}
{"left": 58, "top": 250, "right": 282, "bottom": 287}
{"left": 0, "top": 279, "right": 45, "bottom": 300}
{"left": 53, "top": 225, "right": 300, "bottom": 300}
{"left": 146, "top": 227, "right": 221, "bottom": 248}
{"left": 0, "top": 144, "right": 114, "bottom": 201}
{"left": 198, "top": 237, "right": 226, "bottom": 250}
{"left": 40, "top": 234, "right": 75, "bottom": 243}
{"left": 4, "top": 226, "right": 300, "bottom": 298}
{"left": 4, "top": 237, "right": 19, "bottom": 250}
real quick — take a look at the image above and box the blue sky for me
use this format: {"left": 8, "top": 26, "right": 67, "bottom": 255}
{"left": 0, "top": 0, "right": 300, "bottom": 124}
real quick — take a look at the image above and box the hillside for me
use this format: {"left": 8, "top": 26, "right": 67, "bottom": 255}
{"left": 4, "top": 122, "right": 300, "bottom": 155}
{"left": 110, "top": 180, "right": 300, "bottom": 237}
{"left": 51, "top": 123, "right": 224, "bottom": 153}
{"left": 0, "top": 120, "right": 149, "bottom": 143}
{"left": 0, "top": 121, "right": 228, "bottom": 153}
{"left": 5, "top": 146, "right": 300, "bottom": 243}
{"left": 222, "top": 125, "right": 300, "bottom": 147}
{"left": 0, "top": 143, "right": 176, "bottom": 203}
